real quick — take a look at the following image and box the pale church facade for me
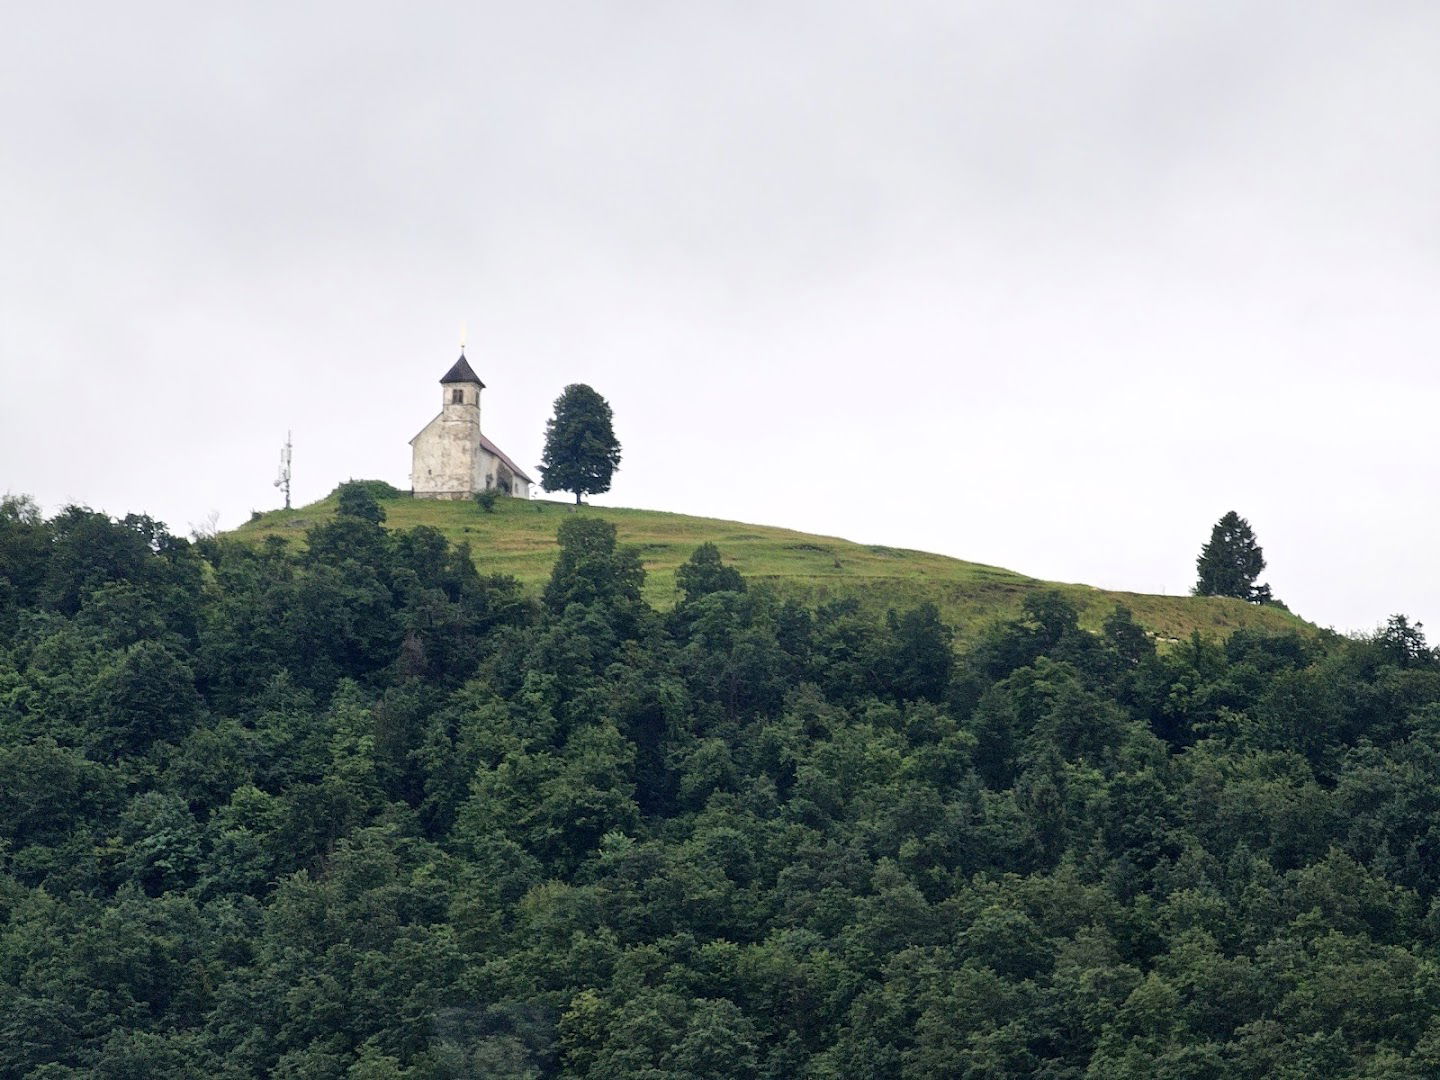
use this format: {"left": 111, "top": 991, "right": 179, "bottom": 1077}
{"left": 409, "top": 353, "right": 534, "bottom": 500}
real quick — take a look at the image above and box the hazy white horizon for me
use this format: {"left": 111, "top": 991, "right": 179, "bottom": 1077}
{"left": 5, "top": 2, "right": 1440, "bottom": 635}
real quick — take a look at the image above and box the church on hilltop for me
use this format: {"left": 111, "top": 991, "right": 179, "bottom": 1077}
{"left": 409, "top": 352, "right": 534, "bottom": 500}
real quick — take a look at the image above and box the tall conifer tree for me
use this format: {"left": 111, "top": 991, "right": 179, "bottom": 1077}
{"left": 1194, "top": 510, "right": 1272, "bottom": 602}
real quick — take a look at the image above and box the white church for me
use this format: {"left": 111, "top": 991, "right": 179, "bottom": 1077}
{"left": 409, "top": 352, "right": 534, "bottom": 500}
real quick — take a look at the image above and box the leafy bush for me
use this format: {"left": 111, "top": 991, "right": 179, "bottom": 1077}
{"left": 332, "top": 478, "right": 405, "bottom": 502}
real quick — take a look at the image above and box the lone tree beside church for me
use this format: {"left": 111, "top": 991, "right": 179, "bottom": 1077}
{"left": 1194, "top": 510, "right": 1274, "bottom": 603}
{"left": 539, "top": 384, "right": 622, "bottom": 504}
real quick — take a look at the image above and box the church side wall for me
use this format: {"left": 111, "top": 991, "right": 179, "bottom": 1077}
{"left": 473, "top": 450, "right": 533, "bottom": 498}
{"left": 473, "top": 448, "right": 497, "bottom": 493}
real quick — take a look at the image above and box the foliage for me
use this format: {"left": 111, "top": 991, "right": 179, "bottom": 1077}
{"left": 474, "top": 489, "right": 499, "bottom": 513}
{"left": 336, "top": 482, "right": 388, "bottom": 525}
{"left": 335, "top": 479, "right": 406, "bottom": 502}
{"left": 538, "top": 384, "right": 622, "bottom": 504}
{"left": 5, "top": 496, "right": 1435, "bottom": 1076}
{"left": 1195, "top": 511, "right": 1274, "bottom": 603}
{"left": 676, "top": 542, "right": 745, "bottom": 603}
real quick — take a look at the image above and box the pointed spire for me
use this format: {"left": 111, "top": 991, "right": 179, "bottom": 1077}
{"left": 440, "top": 352, "right": 485, "bottom": 387}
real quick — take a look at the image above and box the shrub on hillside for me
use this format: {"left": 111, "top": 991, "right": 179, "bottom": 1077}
{"left": 332, "top": 479, "right": 404, "bottom": 502}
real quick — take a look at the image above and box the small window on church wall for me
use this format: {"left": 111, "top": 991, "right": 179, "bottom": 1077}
{"left": 451, "top": 388, "right": 464, "bottom": 404}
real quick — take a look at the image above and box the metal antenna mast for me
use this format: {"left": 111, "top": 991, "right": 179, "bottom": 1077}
{"left": 274, "top": 431, "right": 293, "bottom": 510}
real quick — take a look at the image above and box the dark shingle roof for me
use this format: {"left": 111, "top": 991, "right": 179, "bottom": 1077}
{"left": 440, "top": 353, "right": 485, "bottom": 387}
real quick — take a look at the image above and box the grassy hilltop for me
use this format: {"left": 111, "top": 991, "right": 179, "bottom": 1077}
{"left": 236, "top": 490, "right": 1312, "bottom": 643}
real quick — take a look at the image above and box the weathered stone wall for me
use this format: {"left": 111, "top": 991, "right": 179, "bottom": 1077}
{"left": 411, "top": 396, "right": 479, "bottom": 496}
{"left": 472, "top": 449, "right": 533, "bottom": 499}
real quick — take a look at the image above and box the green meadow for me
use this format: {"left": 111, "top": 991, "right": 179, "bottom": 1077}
{"left": 237, "top": 491, "right": 1314, "bottom": 643}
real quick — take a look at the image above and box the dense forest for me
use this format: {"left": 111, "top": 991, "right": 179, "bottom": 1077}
{"left": 4, "top": 484, "right": 1440, "bottom": 1078}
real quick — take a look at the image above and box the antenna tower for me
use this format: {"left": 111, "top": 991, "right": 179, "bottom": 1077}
{"left": 274, "top": 431, "right": 293, "bottom": 510}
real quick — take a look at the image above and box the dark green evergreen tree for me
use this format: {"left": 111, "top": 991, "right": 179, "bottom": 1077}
{"left": 335, "top": 481, "right": 386, "bottom": 525}
{"left": 542, "top": 516, "right": 644, "bottom": 615}
{"left": 538, "top": 384, "right": 622, "bottom": 504}
{"left": 1194, "top": 510, "right": 1273, "bottom": 603}
{"left": 887, "top": 602, "right": 954, "bottom": 703}
{"left": 676, "top": 542, "right": 745, "bottom": 603}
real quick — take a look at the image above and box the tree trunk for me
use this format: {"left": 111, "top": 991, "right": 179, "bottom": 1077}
{"left": 575, "top": 491, "right": 582, "bottom": 505}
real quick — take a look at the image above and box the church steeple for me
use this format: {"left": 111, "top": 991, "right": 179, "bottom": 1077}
{"left": 440, "top": 352, "right": 484, "bottom": 409}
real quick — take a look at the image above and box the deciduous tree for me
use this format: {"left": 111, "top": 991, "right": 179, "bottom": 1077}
{"left": 538, "top": 384, "right": 621, "bottom": 504}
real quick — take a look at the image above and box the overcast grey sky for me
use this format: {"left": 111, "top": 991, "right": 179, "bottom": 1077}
{"left": 4, "top": 2, "right": 1440, "bottom": 633}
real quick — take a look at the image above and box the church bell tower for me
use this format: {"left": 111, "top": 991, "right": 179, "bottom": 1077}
{"left": 439, "top": 351, "right": 485, "bottom": 422}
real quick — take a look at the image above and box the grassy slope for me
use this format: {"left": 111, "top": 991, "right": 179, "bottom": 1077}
{"left": 235, "top": 494, "right": 1313, "bottom": 644}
